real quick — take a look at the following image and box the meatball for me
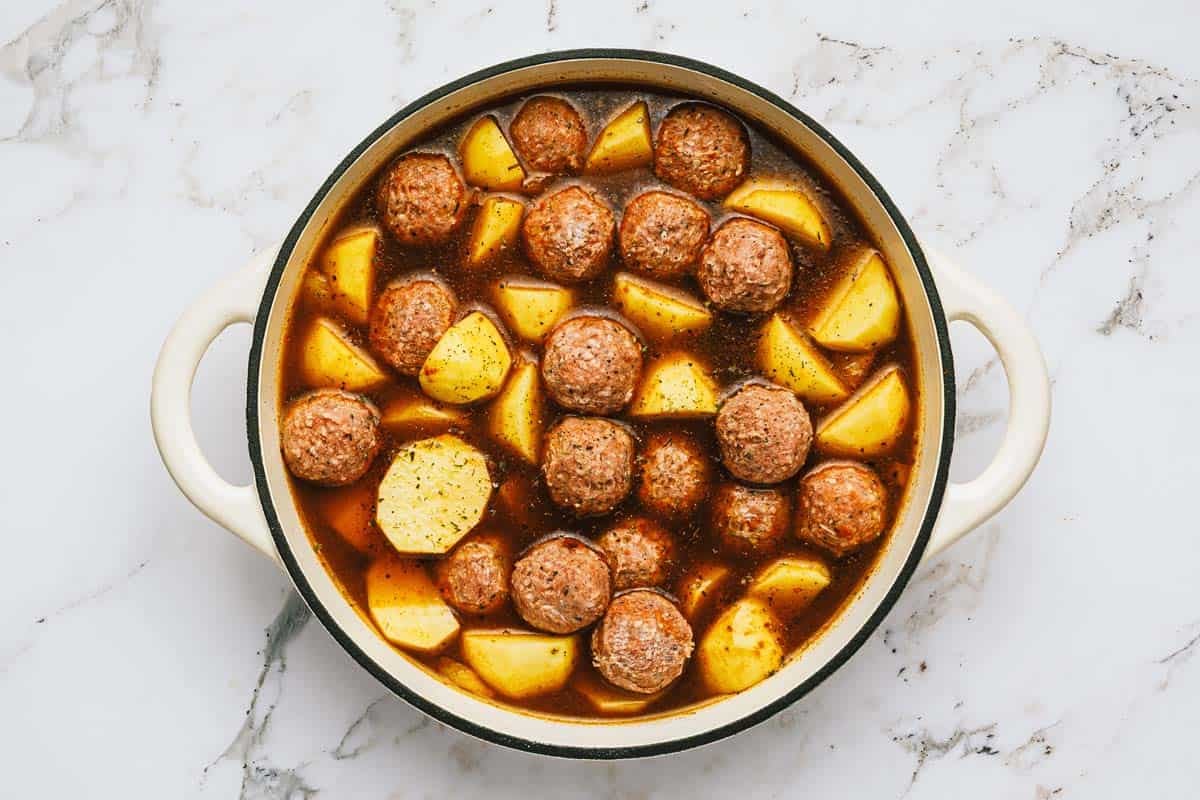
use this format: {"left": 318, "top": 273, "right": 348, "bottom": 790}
{"left": 637, "top": 431, "right": 711, "bottom": 520}
{"left": 510, "top": 96, "right": 588, "bottom": 174}
{"left": 698, "top": 218, "right": 793, "bottom": 313}
{"left": 375, "top": 153, "right": 470, "bottom": 245}
{"left": 522, "top": 186, "right": 615, "bottom": 283}
{"left": 511, "top": 534, "right": 612, "bottom": 633}
{"left": 592, "top": 589, "right": 694, "bottom": 694}
{"left": 711, "top": 483, "right": 790, "bottom": 556}
{"left": 597, "top": 517, "right": 676, "bottom": 591}
{"left": 796, "top": 461, "right": 888, "bottom": 557}
{"left": 715, "top": 383, "right": 812, "bottom": 484}
{"left": 541, "top": 315, "right": 643, "bottom": 415}
{"left": 436, "top": 534, "right": 509, "bottom": 615}
{"left": 368, "top": 278, "right": 456, "bottom": 375}
{"left": 654, "top": 103, "right": 749, "bottom": 200}
{"left": 618, "top": 191, "right": 710, "bottom": 278}
{"left": 280, "top": 390, "right": 381, "bottom": 486}
{"left": 542, "top": 417, "right": 636, "bottom": 517}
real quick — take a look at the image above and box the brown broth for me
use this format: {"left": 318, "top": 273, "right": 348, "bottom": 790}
{"left": 278, "top": 86, "right": 919, "bottom": 720}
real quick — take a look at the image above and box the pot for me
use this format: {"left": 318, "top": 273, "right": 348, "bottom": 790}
{"left": 150, "top": 50, "right": 1050, "bottom": 759}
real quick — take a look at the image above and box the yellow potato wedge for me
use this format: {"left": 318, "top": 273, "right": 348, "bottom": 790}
{"left": 469, "top": 196, "right": 524, "bottom": 265}
{"left": 757, "top": 313, "right": 848, "bottom": 405}
{"left": 320, "top": 483, "right": 376, "bottom": 553}
{"left": 366, "top": 557, "right": 459, "bottom": 654}
{"left": 724, "top": 178, "right": 831, "bottom": 250}
{"left": 319, "top": 225, "right": 380, "bottom": 326}
{"left": 697, "top": 598, "right": 785, "bottom": 694}
{"left": 436, "top": 656, "right": 496, "bottom": 699}
{"left": 584, "top": 101, "right": 652, "bottom": 174}
{"left": 461, "top": 116, "right": 525, "bottom": 191}
{"left": 380, "top": 393, "right": 469, "bottom": 437}
{"left": 299, "top": 317, "right": 389, "bottom": 392}
{"left": 612, "top": 272, "right": 713, "bottom": 342}
{"left": 419, "top": 311, "right": 513, "bottom": 405}
{"left": 572, "top": 670, "right": 665, "bottom": 715}
{"left": 808, "top": 249, "right": 900, "bottom": 352}
{"left": 461, "top": 629, "right": 579, "bottom": 699}
{"left": 816, "top": 365, "right": 911, "bottom": 457}
{"left": 676, "top": 561, "right": 733, "bottom": 622}
{"left": 747, "top": 556, "right": 832, "bottom": 617}
{"left": 487, "top": 357, "right": 544, "bottom": 464}
{"left": 491, "top": 278, "right": 574, "bottom": 343}
{"left": 375, "top": 434, "right": 492, "bottom": 554}
{"left": 629, "top": 352, "right": 718, "bottom": 419}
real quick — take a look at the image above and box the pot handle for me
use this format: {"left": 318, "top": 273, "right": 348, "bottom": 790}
{"left": 151, "top": 247, "right": 281, "bottom": 565}
{"left": 920, "top": 246, "right": 1051, "bottom": 563}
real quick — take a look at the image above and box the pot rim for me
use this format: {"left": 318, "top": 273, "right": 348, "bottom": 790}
{"left": 246, "top": 48, "right": 955, "bottom": 759}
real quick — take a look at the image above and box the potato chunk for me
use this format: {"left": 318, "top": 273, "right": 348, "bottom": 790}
{"left": 572, "top": 670, "right": 664, "bottom": 715}
{"left": 675, "top": 561, "right": 733, "bottom": 622}
{"left": 319, "top": 225, "right": 379, "bottom": 325}
{"left": 375, "top": 434, "right": 492, "bottom": 554}
{"left": 724, "top": 178, "right": 831, "bottom": 251}
{"left": 461, "top": 116, "right": 525, "bottom": 191}
{"left": 487, "top": 357, "right": 544, "bottom": 464}
{"left": 419, "top": 311, "right": 513, "bottom": 405}
{"left": 816, "top": 365, "right": 911, "bottom": 457}
{"left": 461, "top": 629, "right": 579, "bottom": 699}
{"left": 469, "top": 196, "right": 524, "bottom": 265}
{"left": 491, "top": 278, "right": 574, "bottom": 343}
{"left": 808, "top": 249, "right": 900, "bottom": 352}
{"left": 629, "top": 352, "right": 718, "bottom": 419}
{"left": 435, "top": 656, "right": 496, "bottom": 699}
{"left": 697, "top": 598, "right": 785, "bottom": 694}
{"left": 380, "top": 393, "right": 469, "bottom": 436}
{"left": 757, "top": 313, "right": 848, "bottom": 405}
{"left": 747, "top": 556, "right": 832, "bottom": 617}
{"left": 366, "top": 557, "right": 460, "bottom": 653}
{"left": 584, "top": 101, "right": 652, "bottom": 174}
{"left": 320, "top": 483, "right": 376, "bottom": 552}
{"left": 301, "top": 269, "right": 334, "bottom": 310}
{"left": 299, "top": 317, "right": 389, "bottom": 392}
{"left": 612, "top": 272, "right": 713, "bottom": 342}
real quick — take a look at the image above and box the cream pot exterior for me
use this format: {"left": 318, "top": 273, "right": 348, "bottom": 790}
{"left": 150, "top": 51, "right": 1051, "bottom": 759}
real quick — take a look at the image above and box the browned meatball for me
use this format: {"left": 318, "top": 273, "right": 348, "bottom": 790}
{"left": 368, "top": 278, "right": 456, "bottom": 375}
{"left": 715, "top": 383, "right": 812, "bottom": 484}
{"left": 637, "top": 431, "right": 711, "bottom": 520}
{"left": 375, "top": 153, "right": 470, "bottom": 245}
{"left": 654, "top": 103, "right": 749, "bottom": 200}
{"left": 698, "top": 218, "right": 793, "bottom": 313}
{"left": 542, "top": 417, "right": 635, "bottom": 517}
{"left": 597, "top": 517, "right": 676, "bottom": 591}
{"left": 592, "top": 589, "right": 694, "bottom": 694}
{"left": 510, "top": 96, "right": 588, "bottom": 174}
{"left": 711, "top": 483, "right": 790, "bottom": 556}
{"left": 796, "top": 461, "right": 888, "bottom": 557}
{"left": 435, "top": 534, "right": 509, "bottom": 615}
{"left": 280, "top": 390, "right": 381, "bottom": 486}
{"left": 541, "top": 315, "right": 643, "bottom": 415}
{"left": 522, "top": 186, "right": 615, "bottom": 283}
{"left": 618, "top": 191, "right": 710, "bottom": 278}
{"left": 511, "top": 533, "right": 612, "bottom": 633}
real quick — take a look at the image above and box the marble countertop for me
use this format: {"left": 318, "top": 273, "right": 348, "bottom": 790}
{"left": 3, "top": 0, "right": 1197, "bottom": 796}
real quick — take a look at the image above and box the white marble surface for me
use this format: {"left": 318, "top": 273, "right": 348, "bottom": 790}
{"left": 2, "top": 0, "right": 1198, "bottom": 796}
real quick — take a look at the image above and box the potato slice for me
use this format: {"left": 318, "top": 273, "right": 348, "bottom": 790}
{"left": 375, "top": 434, "right": 492, "bottom": 554}
{"left": 461, "top": 629, "right": 579, "bottom": 699}
{"left": 491, "top": 278, "right": 574, "bottom": 343}
{"left": 572, "top": 670, "right": 664, "bottom": 715}
{"left": 487, "top": 357, "right": 544, "bottom": 464}
{"left": 299, "top": 317, "right": 389, "bottom": 392}
{"left": 435, "top": 656, "right": 496, "bottom": 699}
{"left": 816, "top": 365, "right": 911, "bottom": 457}
{"left": 676, "top": 561, "right": 733, "bottom": 622}
{"left": 612, "top": 272, "right": 713, "bottom": 342}
{"left": 747, "top": 556, "right": 832, "bottom": 617}
{"left": 380, "top": 393, "right": 469, "bottom": 436}
{"left": 629, "top": 352, "right": 718, "bottom": 419}
{"left": 808, "top": 249, "right": 900, "bottom": 352}
{"left": 320, "top": 483, "right": 376, "bottom": 552}
{"left": 419, "top": 311, "right": 513, "bottom": 405}
{"left": 584, "top": 101, "right": 652, "bottom": 174}
{"left": 697, "top": 598, "right": 785, "bottom": 694}
{"left": 461, "top": 116, "right": 525, "bottom": 191}
{"left": 469, "top": 196, "right": 524, "bottom": 265}
{"left": 724, "top": 178, "right": 831, "bottom": 251}
{"left": 366, "top": 557, "right": 460, "bottom": 653}
{"left": 757, "top": 313, "right": 848, "bottom": 405}
{"left": 319, "top": 225, "right": 379, "bottom": 326}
